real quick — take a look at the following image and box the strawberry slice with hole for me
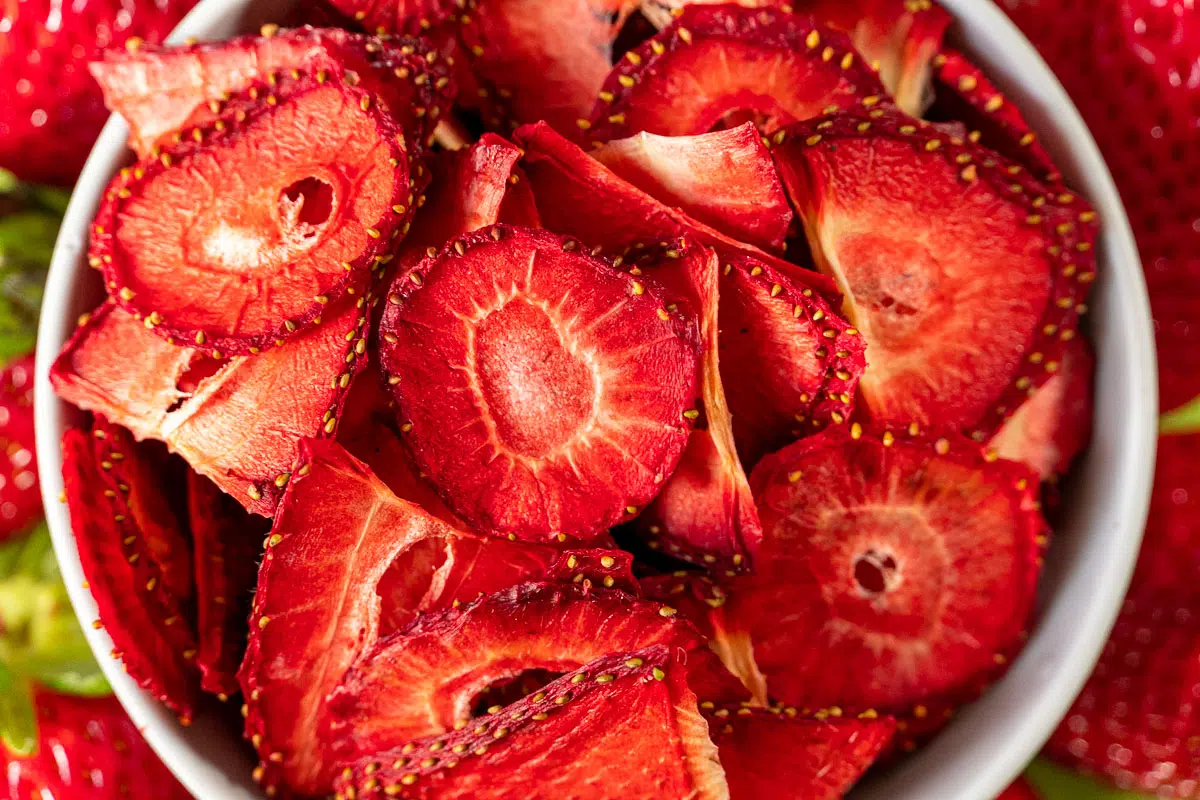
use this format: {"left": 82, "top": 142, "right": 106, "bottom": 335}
{"left": 703, "top": 705, "right": 895, "bottom": 799}
{"left": 331, "top": 645, "right": 730, "bottom": 800}
{"left": 724, "top": 425, "right": 1044, "bottom": 712}
{"left": 237, "top": 439, "right": 562, "bottom": 796}
{"left": 589, "top": 122, "right": 794, "bottom": 253}
{"left": 378, "top": 224, "right": 701, "bottom": 544}
{"left": 51, "top": 294, "right": 370, "bottom": 516}
{"left": 61, "top": 421, "right": 199, "bottom": 721}
{"left": 324, "top": 581, "right": 703, "bottom": 764}
{"left": 583, "top": 5, "right": 887, "bottom": 141}
{"left": 187, "top": 469, "right": 268, "bottom": 700}
{"left": 774, "top": 108, "right": 1099, "bottom": 437}
{"left": 91, "top": 72, "right": 414, "bottom": 355}
{"left": 0, "top": 354, "right": 41, "bottom": 541}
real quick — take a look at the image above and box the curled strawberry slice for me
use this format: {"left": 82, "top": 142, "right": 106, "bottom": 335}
{"left": 379, "top": 224, "right": 701, "bottom": 543}
{"left": 583, "top": 5, "right": 886, "bottom": 141}
{"left": 331, "top": 645, "right": 730, "bottom": 800}
{"left": 774, "top": 108, "right": 1099, "bottom": 437}
{"left": 0, "top": 355, "right": 41, "bottom": 541}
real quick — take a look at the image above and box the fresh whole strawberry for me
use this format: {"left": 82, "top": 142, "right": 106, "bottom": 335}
{"left": 0, "top": 0, "right": 199, "bottom": 186}
{"left": 0, "top": 354, "right": 39, "bottom": 541}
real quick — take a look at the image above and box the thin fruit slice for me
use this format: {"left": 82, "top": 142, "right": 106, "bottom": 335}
{"left": 641, "top": 572, "right": 728, "bottom": 638}
{"left": 0, "top": 355, "right": 40, "bottom": 541}
{"left": 514, "top": 120, "right": 837, "bottom": 297}
{"left": 544, "top": 548, "right": 640, "bottom": 592}
{"left": 61, "top": 423, "right": 198, "bottom": 720}
{"left": 187, "top": 470, "right": 267, "bottom": 700}
{"left": 92, "top": 73, "right": 412, "bottom": 354}
{"left": 774, "top": 108, "right": 1098, "bottom": 436}
{"left": 590, "top": 123, "right": 793, "bottom": 253}
{"left": 51, "top": 297, "right": 370, "bottom": 517}
{"left": 704, "top": 706, "right": 895, "bottom": 799}
{"left": 238, "top": 439, "right": 560, "bottom": 796}
{"left": 379, "top": 224, "right": 701, "bottom": 543}
{"left": 728, "top": 426, "right": 1044, "bottom": 711}
{"left": 331, "top": 645, "right": 729, "bottom": 800}
{"left": 583, "top": 5, "right": 886, "bottom": 141}
{"left": 989, "top": 337, "right": 1094, "bottom": 481}
{"left": 325, "top": 581, "right": 702, "bottom": 762}
{"left": 718, "top": 254, "right": 865, "bottom": 466}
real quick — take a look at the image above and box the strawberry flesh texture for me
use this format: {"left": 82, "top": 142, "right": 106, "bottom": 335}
{"left": 543, "top": 548, "right": 641, "bottom": 593}
{"left": 0, "top": 355, "right": 40, "bottom": 541}
{"left": 728, "top": 426, "right": 1044, "bottom": 712}
{"left": 93, "top": 74, "right": 412, "bottom": 354}
{"left": 584, "top": 5, "right": 887, "bottom": 141}
{"left": 774, "top": 109, "right": 1098, "bottom": 437}
{"left": 704, "top": 706, "right": 895, "bottom": 799}
{"left": 379, "top": 224, "right": 701, "bottom": 543}
{"left": 325, "top": 581, "right": 702, "bottom": 763}
{"left": 331, "top": 645, "right": 730, "bottom": 800}
{"left": 1134, "top": 432, "right": 1200, "bottom": 591}
{"left": 589, "top": 122, "right": 794, "bottom": 254}
{"left": 52, "top": 296, "right": 370, "bottom": 516}
{"left": 238, "top": 439, "right": 561, "bottom": 796}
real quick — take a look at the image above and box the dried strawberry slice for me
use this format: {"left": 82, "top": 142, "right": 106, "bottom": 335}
{"left": 989, "top": 337, "right": 1094, "bottom": 481}
{"left": 514, "top": 120, "right": 837, "bottom": 298}
{"left": 61, "top": 422, "right": 199, "bottom": 720}
{"left": 704, "top": 706, "right": 895, "bottom": 799}
{"left": 774, "top": 108, "right": 1099, "bottom": 436}
{"left": 238, "top": 439, "right": 561, "bottom": 795}
{"left": 590, "top": 122, "right": 794, "bottom": 253}
{"left": 51, "top": 296, "right": 370, "bottom": 516}
{"left": 187, "top": 470, "right": 267, "bottom": 700}
{"left": 91, "top": 74, "right": 411, "bottom": 354}
{"left": 543, "top": 548, "right": 640, "bottom": 593}
{"left": 379, "top": 224, "right": 701, "bottom": 543}
{"left": 723, "top": 426, "right": 1044, "bottom": 712}
{"left": 332, "top": 645, "right": 729, "bottom": 799}
{"left": 583, "top": 5, "right": 886, "bottom": 141}
{"left": 0, "top": 354, "right": 41, "bottom": 540}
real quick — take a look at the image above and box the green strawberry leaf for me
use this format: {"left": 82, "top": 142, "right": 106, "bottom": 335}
{"left": 1026, "top": 759, "right": 1148, "bottom": 799}
{"left": 1160, "top": 395, "right": 1200, "bottom": 435}
{"left": 0, "top": 663, "right": 37, "bottom": 757}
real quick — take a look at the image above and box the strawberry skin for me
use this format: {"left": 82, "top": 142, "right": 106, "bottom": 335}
{"left": 0, "top": 354, "right": 38, "bottom": 541}
{"left": 0, "top": 0, "right": 197, "bottom": 186}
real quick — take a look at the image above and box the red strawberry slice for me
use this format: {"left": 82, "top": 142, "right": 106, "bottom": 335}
{"left": 331, "top": 645, "right": 730, "bottom": 800}
{"left": 237, "top": 439, "right": 561, "bottom": 796}
{"left": 989, "top": 336, "right": 1094, "bottom": 481}
{"left": 51, "top": 295, "right": 370, "bottom": 517}
{"left": 91, "top": 73, "right": 413, "bottom": 355}
{"left": 61, "top": 422, "right": 199, "bottom": 721}
{"left": 929, "top": 48, "right": 1061, "bottom": 184}
{"left": 0, "top": 354, "right": 40, "bottom": 541}
{"left": 543, "top": 548, "right": 640, "bottom": 592}
{"left": 704, "top": 706, "right": 895, "bottom": 799}
{"left": 584, "top": 5, "right": 887, "bottom": 141}
{"left": 187, "top": 470, "right": 268, "bottom": 700}
{"left": 589, "top": 122, "right": 794, "bottom": 253}
{"left": 513, "top": 120, "right": 837, "bottom": 298}
{"left": 725, "top": 425, "right": 1044, "bottom": 712}
{"left": 325, "top": 581, "right": 702, "bottom": 763}
{"left": 774, "top": 108, "right": 1098, "bottom": 437}
{"left": 378, "top": 224, "right": 701, "bottom": 543}
{"left": 641, "top": 571, "right": 728, "bottom": 638}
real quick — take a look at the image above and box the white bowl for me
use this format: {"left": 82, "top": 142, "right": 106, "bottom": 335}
{"left": 34, "top": 1, "right": 1157, "bottom": 797}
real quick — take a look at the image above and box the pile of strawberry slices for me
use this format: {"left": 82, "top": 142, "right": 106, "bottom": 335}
{"left": 50, "top": 2, "right": 1098, "bottom": 798}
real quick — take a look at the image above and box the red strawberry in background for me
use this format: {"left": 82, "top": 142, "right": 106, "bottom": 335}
{"left": 0, "top": 0, "right": 199, "bottom": 186}
{"left": 0, "top": 354, "right": 38, "bottom": 541}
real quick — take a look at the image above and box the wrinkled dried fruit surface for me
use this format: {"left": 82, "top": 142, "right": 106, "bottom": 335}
{"left": 728, "top": 426, "right": 1044, "bottom": 711}
{"left": 543, "top": 548, "right": 640, "bottom": 593}
{"left": 703, "top": 706, "right": 895, "bottom": 799}
{"left": 50, "top": 298, "right": 370, "bottom": 516}
{"left": 775, "top": 109, "right": 1097, "bottom": 437}
{"left": 584, "top": 5, "right": 886, "bottom": 141}
{"left": 238, "top": 440, "right": 560, "bottom": 795}
{"left": 92, "top": 74, "right": 412, "bottom": 353}
{"left": 379, "top": 224, "right": 701, "bottom": 543}
{"left": 0, "top": 355, "right": 41, "bottom": 540}
{"left": 332, "top": 645, "right": 730, "bottom": 800}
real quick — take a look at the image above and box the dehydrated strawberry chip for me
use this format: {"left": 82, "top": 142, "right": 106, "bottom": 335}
{"left": 583, "top": 5, "right": 887, "bottom": 141}
{"left": 238, "top": 439, "right": 561, "bottom": 795}
{"left": 0, "top": 354, "right": 41, "bottom": 540}
{"left": 331, "top": 645, "right": 730, "bottom": 800}
{"left": 726, "top": 426, "right": 1044, "bottom": 711}
{"left": 544, "top": 548, "right": 640, "bottom": 593}
{"left": 61, "top": 421, "right": 199, "bottom": 720}
{"left": 91, "top": 73, "right": 412, "bottom": 354}
{"left": 590, "top": 122, "right": 794, "bottom": 253}
{"left": 774, "top": 108, "right": 1099, "bottom": 437}
{"left": 379, "top": 224, "right": 701, "bottom": 543}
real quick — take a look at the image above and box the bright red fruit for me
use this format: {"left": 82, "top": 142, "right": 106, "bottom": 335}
{"left": 0, "top": 354, "right": 39, "bottom": 541}
{"left": 1134, "top": 432, "right": 1200, "bottom": 591}
{"left": 997, "top": 777, "right": 1043, "bottom": 799}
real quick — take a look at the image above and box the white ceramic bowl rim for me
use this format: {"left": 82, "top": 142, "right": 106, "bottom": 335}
{"left": 34, "top": 1, "right": 1157, "bottom": 798}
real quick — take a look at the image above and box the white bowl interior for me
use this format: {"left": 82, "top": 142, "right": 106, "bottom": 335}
{"left": 33, "top": 1, "right": 1157, "bottom": 798}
